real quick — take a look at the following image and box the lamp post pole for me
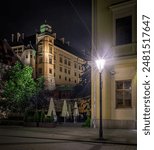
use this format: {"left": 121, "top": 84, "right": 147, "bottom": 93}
{"left": 99, "top": 71, "right": 103, "bottom": 139}
{"left": 95, "top": 58, "right": 105, "bottom": 140}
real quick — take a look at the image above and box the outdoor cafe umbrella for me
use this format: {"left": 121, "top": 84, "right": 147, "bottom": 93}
{"left": 47, "top": 97, "right": 57, "bottom": 121}
{"left": 73, "top": 101, "right": 79, "bottom": 123}
{"left": 61, "top": 100, "right": 69, "bottom": 123}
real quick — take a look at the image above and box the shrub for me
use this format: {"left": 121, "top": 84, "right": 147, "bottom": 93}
{"left": 40, "top": 111, "right": 45, "bottom": 122}
{"left": 82, "top": 116, "right": 91, "bottom": 127}
{"left": 33, "top": 110, "right": 40, "bottom": 122}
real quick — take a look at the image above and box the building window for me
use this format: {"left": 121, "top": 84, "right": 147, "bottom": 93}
{"left": 30, "top": 55, "right": 32, "bottom": 58}
{"left": 39, "top": 57, "right": 42, "bottom": 64}
{"left": 38, "top": 45, "right": 42, "bottom": 53}
{"left": 68, "top": 70, "right": 70, "bottom": 74}
{"left": 65, "top": 77, "right": 67, "bottom": 81}
{"left": 49, "top": 68, "right": 52, "bottom": 74}
{"left": 69, "top": 78, "right": 71, "bottom": 82}
{"left": 26, "top": 55, "right": 28, "bottom": 59}
{"left": 49, "top": 57, "right": 52, "bottom": 64}
{"left": 64, "top": 59, "right": 67, "bottom": 65}
{"left": 79, "top": 65, "right": 81, "bottom": 70}
{"left": 116, "top": 16, "right": 132, "bottom": 45}
{"left": 49, "top": 46, "right": 52, "bottom": 54}
{"left": 54, "top": 55, "right": 56, "bottom": 60}
{"left": 68, "top": 61, "right": 71, "bottom": 66}
{"left": 65, "top": 68, "right": 67, "bottom": 73}
{"left": 116, "top": 80, "right": 132, "bottom": 108}
{"left": 59, "top": 75, "right": 61, "bottom": 79}
{"left": 74, "top": 63, "right": 77, "bottom": 68}
{"left": 75, "top": 80, "right": 77, "bottom": 83}
{"left": 54, "top": 64, "right": 56, "bottom": 69}
{"left": 60, "top": 57, "right": 63, "bottom": 63}
{"left": 60, "top": 67, "right": 62, "bottom": 72}
{"left": 74, "top": 72, "right": 77, "bottom": 76}
{"left": 38, "top": 68, "right": 42, "bottom": 74}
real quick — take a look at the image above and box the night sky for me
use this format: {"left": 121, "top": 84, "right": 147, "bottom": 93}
{"left": 0, "top": 0, "right": 91, "bottom": 51}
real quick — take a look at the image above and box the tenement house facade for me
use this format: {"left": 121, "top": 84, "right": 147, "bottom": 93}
{"left": 91, "top": 0, "right": 137, "bottom": 128}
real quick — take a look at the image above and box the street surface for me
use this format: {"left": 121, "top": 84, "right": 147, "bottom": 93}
{"left": 0, "top": 126, "right": 137, "bottom": 150}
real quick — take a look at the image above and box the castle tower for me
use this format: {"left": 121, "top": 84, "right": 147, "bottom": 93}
{"left": 36, "top": 23, "right": 55, "bottom": 90}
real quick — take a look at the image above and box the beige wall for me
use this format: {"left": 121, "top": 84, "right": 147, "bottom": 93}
{"left": 91, "top": 0, "right": 137, "bottom": 128}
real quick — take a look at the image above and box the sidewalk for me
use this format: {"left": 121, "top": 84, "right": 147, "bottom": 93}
{"left": 53, "top": 124, "right": 137, "bottom": 145}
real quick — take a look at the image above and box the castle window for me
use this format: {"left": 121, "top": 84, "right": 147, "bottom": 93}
{"left": 64, "top": 59, "right": 67, "bottom": 65}
{"left": 49, "top": 68, "right": 52, "bottom": 74}
{"left": 49, "top": 57, "right": 52, "bottom": 64}
{"left": 38, "top": 45, "right": 42, "bottom": 53}
{"left": 68, "top": 70, "right": 70, "bottom": 75}
{"left": 49, "top": 46, "right": 52, "bottom": 54}
{"left": 60, "top": 57, "right": 63, "bottom": 63}
{"left": 39, "top": 57, "right": 42, "bottom": 63}
{"left": 116, "top": 80, "right": 132, "bottom": 108}
{"left": 60, "top": 67, "right": 62, "bottom": 72}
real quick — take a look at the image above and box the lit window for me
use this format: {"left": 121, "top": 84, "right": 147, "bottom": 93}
{"left": 116, "top": 80, "right": 132, "bottom": 108}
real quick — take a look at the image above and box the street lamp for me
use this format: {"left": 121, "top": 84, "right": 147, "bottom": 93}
{"left": 95, "top": 58, "right": 105, "bottom": 139}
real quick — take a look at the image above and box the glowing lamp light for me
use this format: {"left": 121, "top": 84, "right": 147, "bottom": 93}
{"left": 95, "top": 58, "right": 106, "bottom": 73}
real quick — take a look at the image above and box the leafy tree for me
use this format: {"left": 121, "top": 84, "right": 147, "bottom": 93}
{"left": 2, "top": 62, "right": 41, "bottom": 112}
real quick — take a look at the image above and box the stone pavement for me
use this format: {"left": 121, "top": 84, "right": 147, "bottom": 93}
{"left": 0, "top": 125, "right": 137, "bottom": 150}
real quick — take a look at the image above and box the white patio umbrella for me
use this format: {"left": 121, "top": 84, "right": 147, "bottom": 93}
{"left": 47, "top": 98, "right": 57, "bottom": 122}
{"left": 61, "top": 100, "right": 69, "bottom": 123}
{"left": 73, "top": 101, "right": 79, "bottom": 123}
